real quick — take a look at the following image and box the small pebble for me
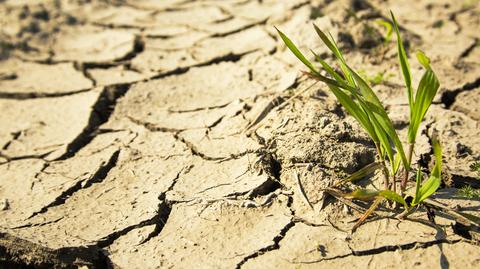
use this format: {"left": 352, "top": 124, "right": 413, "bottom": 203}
{"left": 1, "top": 199, "right": 10, "bottom": 210}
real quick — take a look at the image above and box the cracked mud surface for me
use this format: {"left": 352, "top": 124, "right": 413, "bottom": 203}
{"left": 0, "top": 0, "right": 479, "bottom": 268}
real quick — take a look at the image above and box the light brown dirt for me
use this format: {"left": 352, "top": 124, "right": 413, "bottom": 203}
{"left": 0, "top": 0, "right": 479, "bottom": 268}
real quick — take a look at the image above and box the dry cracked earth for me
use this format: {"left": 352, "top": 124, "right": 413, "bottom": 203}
{"left": 0, "top": 0, "right": 479, "bottom": 268}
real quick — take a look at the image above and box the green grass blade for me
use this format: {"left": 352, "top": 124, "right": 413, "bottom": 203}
{"left": 379, "top": 190, "right": 407, "bottom": 207}
{"left": 407, "top": 53, "right": 440, "bottom": 143}
{"left": 349, "top": 70, "right": 408, "bottom": 168}
{"left": 408, "top": 70, "right": 440, "bottom": 142}
{"left": 416, "top": 50, "right": 430, "bottom": 69}
{"left": 375, "top": 19, "right": 393, "bottom": 43}
{"left": 313, "top": 24, "right": 355, "bottom": 85}
{"left": 313, "top": 24, "right": 339, "bottom": 59}
{"left": 415, "top": 175, "right": 441, "bottom": 205}
{"left": 370, "top": 114, "right": 395, "bottom": 163}
{"left": 391, "top": 11, "right": 413, "bottom": 108}
{"left": 412, "top": 168, "right": 422, "bottom": 205}
{"left": 344, "top": 189, "right": 380, "bottom": 200}
{"left": 393, "top": 153, "right": 402, "bottom": 175}
{"left": 413, "top": 136, "right": 442, "bottom": 205}
{"left": 275, "top": 27, "right": 318, "bottom": 75}
{"left": 432, "top": 134, "right": 442, "bottom": 175}
{"left": 302, "top": 71, "right": 357, "bottom": 93}
{"left": 326, "top": 84, "right": 379, "bottom": 142}
{"left": 311, "top": 50, "right": 349, "bottom": 87}
{"left": 334, "top": 162, "right": 382, "bottom": 187}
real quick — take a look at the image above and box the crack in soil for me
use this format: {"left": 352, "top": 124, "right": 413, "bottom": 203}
{"left": 441, "top": 77, "right": 480, "bottom": 109}
{"left": 56, "top": 84, "right": 130, "bottom": 161}
{"left": 459, "top": 38, "right": 479, "bottom": 59}
{"left": 209, "top": 18, "right": 268, "bottom": 38}
{"left": 0, "top": 232, "right": 114, "bottom": 269}
{"left": 235, "top": 221, "right": 296, "bottom": 269}
{"left": 290, "top": 238, "right": 462, "bottom": 264}
{"left": 75, "top": 62, "right": 97, "bottom": 87}
{"left": 96, "top": 202, "right": 172, "bottom": 249}
{"left": 0, "top": 88, "right": 93, "bottom": 100}
{"left": 135, "top": 170, "right": 187, "bottom": 246}
{"left": 27, "top": 150, "right": 120, "bottom": 219}
{"left": 173, "top": 133, "right": 224, "bottom": 161}
{"left": 127, "top": 116, "right": 185, "bottom": 133}
{"left": 1, "top": 131, "right": 21, "bottom": 151}
{"left": 0, "top": 151, "right": 53, "bottom": 165}
{"left": 127, "top": 117, "right": 248, "bottom": 161}
{"left": 96, "top": 167, "right": 187, "bottom": 248}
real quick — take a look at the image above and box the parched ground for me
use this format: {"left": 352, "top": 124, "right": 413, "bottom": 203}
{"left": 0, "top": 0, "right": 479, "bottom": 268}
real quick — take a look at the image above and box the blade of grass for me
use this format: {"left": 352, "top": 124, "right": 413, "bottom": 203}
{"left": 416, "top": 50, "right": 430, "bottom": 68}
{"left": 412, "top": 135, "right": 442, "bottom": 206}
{"left": 349, "top": 70, "right": 408, "bottom": 169}
{"left": 392, "top": 153, "right": 402, "bottom": 175}
{"left": 378, "top": 190, "right": 407, "bottom": 208}
{"left": 275, "top": 27, "right": 319, "bottom": 75}
{"left": 302, "top": 71, "right": 358, "bottom": 94}
{"left": 333, "top": 162, "right": 382, "bottom": 187}
{"left": 391, "top": 11, "right": 413, "bottom": 108}
{"left": 407, "top": 52, "right": 440, "bottom": 143}
{"left": 313, "top": 24, "right": 355, "bottom": 86}
{"left": 344, "top": 188, "right": 380, "bottom": 200}
{"left": 352, "top": 197, "right": 383, "bottom": 231}
{"left": 311, "top": 50, "right": 350, "bottom": 89}
{"left": 375, "top": 19, "right": 393, "bottom": 43}
{"left": 414, "top": 168, "right": 422, "bottom": 204}
{"left": 325, "top": 83, "right": 380, "bottom": 143}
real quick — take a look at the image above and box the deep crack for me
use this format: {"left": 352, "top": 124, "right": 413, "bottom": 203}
{"left": 28, "top": 150, "right": 120, "bottom": 219}
{"left": 291, "top": 238, "right": 462, "bottom": 264}
{"left": 236, "top": 221, "right": 296, "bottom": 269}
{"left": 0, "top": 88, "right": 93, "bottom": 99}
{"left": 0, "top": 232, "right": 114, "bottom": 269}
{"left": 441, "top": 77, "right": 480, "bottom": 108}
{"left": 96, "top": 202, "right": 172, "bottom": 249}
{"left": 56, "top": 84, "right": 130, "bottom": 160}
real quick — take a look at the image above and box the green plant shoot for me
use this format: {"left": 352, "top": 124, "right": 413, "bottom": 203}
{"left": 276, "top": 11, "right": 443, "bottom": 218}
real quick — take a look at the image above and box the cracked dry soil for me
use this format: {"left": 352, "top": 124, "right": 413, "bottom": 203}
{"left": 0, "top": 0, "right": 479, "bottom": 268}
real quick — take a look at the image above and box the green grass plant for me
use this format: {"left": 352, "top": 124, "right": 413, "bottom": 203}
{"left": 457, "top": 185, "right": 480, "bottom": 199}
{"left": 276, "top": 12, "right": 444, "bottom": 226}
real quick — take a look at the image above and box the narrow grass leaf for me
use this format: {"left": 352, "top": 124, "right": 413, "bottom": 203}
{"left": 416, "top": 50, "right": 430, "bottom": 69}
{"left": 302, "top": 71, "right": 357, "bottom": 93}
{"left": 370, "top": 115, "right": 395, "bottom": 163}
{"left": 413, "top": 168, "right": 422, "bottom": 205}
{"left": 413, "top": 136, "right": 442, "bottom": 205}
{"left": 325, "top": 84, "right": 378, "bottom": 142}
{"left": 379, "top": 190, "right": 407, "bottom": 207}
{"left": 344, "top": 189, "right": 380, "bottom": 201}
{"left": 408, "top": 60, "right": 440, "bottom": 143}
{"left": 275, "top": 27, "right": 318, "bottom": 75}
{"left": 393, "top": 153, "right": 402, "bottom": 175}
{"left": 349, "top": 70, "right": 408, "bottom": 168}
{"left": 375, "top": 19, "right": 393, "bottom": 43}
{"left": 352, "top": 197, "right": 383, "bottom": 231}
{"left": 311, "top": 50, "right": 349, "bottom": 88}
{"left": 334, "top": 162, "right": 382, "bottom": 187}
{"left": 432, "top": 134, "right": 442, "bottom": 174}
{"left": 313, "top": 24, "right": 355, "bottom": 85}
{"left": 391, "top": 11, "right": 413, "bottom": 108}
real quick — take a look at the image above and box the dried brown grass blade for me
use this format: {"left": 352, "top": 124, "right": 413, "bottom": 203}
{"left": 352, "top": 197, "right": 383, "bottom": 232}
